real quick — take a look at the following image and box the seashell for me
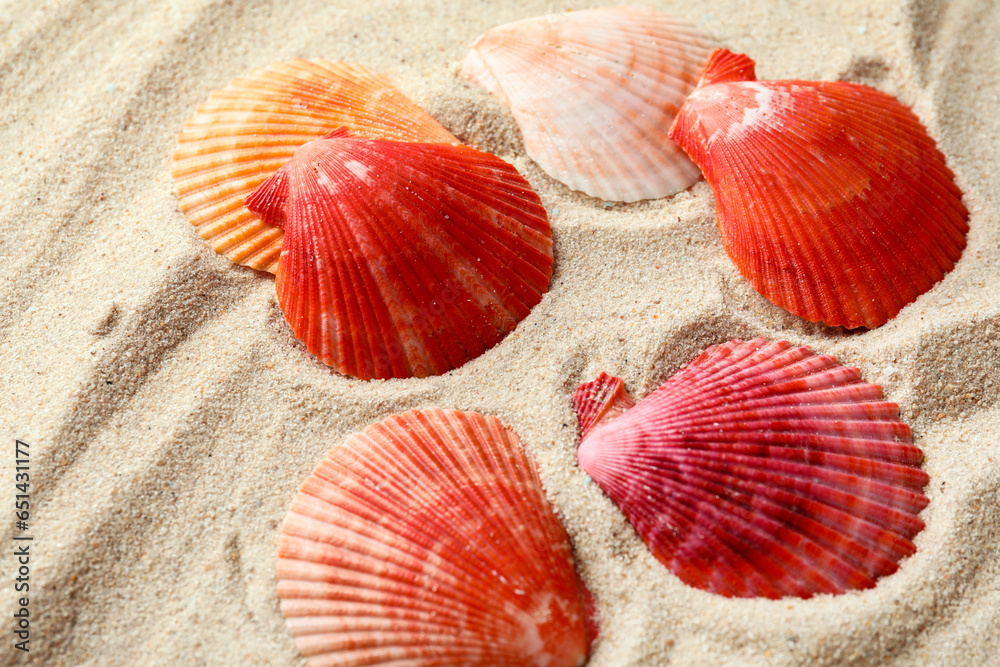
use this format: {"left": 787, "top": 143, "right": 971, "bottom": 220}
{"left": 668, "top": 49, "right": 969, "bottom": 329}
{"left": 276, "top": 408, "right": 592, "bottom": 666}
{"left": 461, "top": 7, "right": 715, "bottom": 202}
{"left": 171, "top": 59, "right": 457, "bottom": 273}
{"left": 573, "top": 338, "right": 929, "bottom": 599}
{"left": 245, "top": 129, "right": 552, "bottom": 379}
{"left": 572, "top": 372, "right": 636, "bottom": 438}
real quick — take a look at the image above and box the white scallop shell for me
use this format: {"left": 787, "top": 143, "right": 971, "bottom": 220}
{"left": 462, "top": 7, "right": 715, "bottom": 202}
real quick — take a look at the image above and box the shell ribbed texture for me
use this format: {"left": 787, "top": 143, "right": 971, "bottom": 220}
{"left": 668, "top": 49, "right": 969, "bottom": 329}
{"left": 574, "top": 338, "right": 930, "bottom": 599}
{"left": 245, "top": 131, "right": 552, "bottom": 379}
{"left": 277, "top": 409, "right": 589, "bottom": 667}
{"left": 461, "top": 7, "right": 715, "bottom": 202}
{"left": 171, "top": 59, "right": 456, "bottom": 273}
{"left": 571, "top": 372, "right": 636, "bottom": 438}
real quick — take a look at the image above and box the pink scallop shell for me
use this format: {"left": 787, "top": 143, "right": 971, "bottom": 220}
{"left": 276, "top": 409, "right": 591, "bottom": 666}
{"left": 668, "top": 49, "right": 969, "bottom": 329}
{"left": 462, "top": 7, "right": 715, "bottom": 202}
{"left": 573, "top": 338, "right": 929, "bottom": 598}
{"left": 246, "top": 129, "right": 552, "bottom": 379}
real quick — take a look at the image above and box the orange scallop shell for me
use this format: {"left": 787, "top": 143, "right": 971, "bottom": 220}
{"left": 171, "top": 59, "right": 456, "bottom": 273}
{"left": 668, "top": 49, "right": 969, "bottom": 329}
{"left": 573, "top": 338, "right": 929, "bottom": 599}
{"left": 462, "top": 7, "right": 714, "bottom": 202}
{"left": 246, "top": 130, "right": 552, "bottom": 379}
{"left": 276, "top": 409, "right": 591, "bottom": 666}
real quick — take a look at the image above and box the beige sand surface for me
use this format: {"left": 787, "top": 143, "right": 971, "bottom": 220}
{"left": 1, "top": 0, "right": 999, "bottom": 664}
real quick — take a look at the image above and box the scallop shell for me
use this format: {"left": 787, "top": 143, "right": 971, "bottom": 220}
{"left": 573, "top": 338, "right": 929, "bottom": 599}
{"left": 276, "top": 408, "right": 591, "bottom": 666}
{"left": 668, "top": 49, "right": 969, "bottom": 329}
{"left": 572, "top": 372, "right": 635, "bottom": 438}
{"left": 461, "top": 7, "right": 715, "bottom": 202}
{"left": 171, "top": 59, "right": 457, "bottom": 273}
{"left": 245, "top": 129, "right": 552, "bottom": 379}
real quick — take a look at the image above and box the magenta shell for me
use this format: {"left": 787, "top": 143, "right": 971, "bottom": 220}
{"left": 573, "top": 338, "right": 929, "bottom": 599}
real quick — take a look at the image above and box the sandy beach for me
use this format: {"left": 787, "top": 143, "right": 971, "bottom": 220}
{"left": 1, "top": 0, "right": 999, "bottom": 664}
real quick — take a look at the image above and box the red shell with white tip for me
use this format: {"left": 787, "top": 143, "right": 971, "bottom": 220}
{"left": 246, "top": 130, "right": 552, "bottom": 379}
{"left": 573, "top": 338, "right": 929, "bottom": 599}
{"left": 171, "top": 59, "right": 456, "bottom": 273}
{"left": 668, "top": 49, "right": 969, "bottom": 329}
{"left": 277, "top": 409, "right": 591, "bottom": 666}
{"left": 462, "top": 7, "right": 714, "bottom": 202}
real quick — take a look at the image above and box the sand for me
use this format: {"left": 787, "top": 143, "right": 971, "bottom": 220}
{"left": 1, "top": 0, "right": 999, "bottom": 664}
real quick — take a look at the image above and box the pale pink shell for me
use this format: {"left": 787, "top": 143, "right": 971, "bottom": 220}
{"left": 276, "top": 409, "right": 591, "bottom": 666}
{"left": 574, "top": 338, "right": 929, "bottom": 599}
{"left": 462, "top": 7, "right": 715, "bottom": 202}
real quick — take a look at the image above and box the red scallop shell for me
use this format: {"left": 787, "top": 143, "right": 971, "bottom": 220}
{"left": 571, "top": 372, "right": 636, "bottom": 438}
{"left": 573, "top": 338, "right": 929, "bottom": 599}
{"left": 276, "top": 409, "right": 591, "bottom": 666}
{"left": 245, "top": 130, "right": 552, "bottom": 379}
{"left": 668, "top": 49, "right": 969, "bottom": 329}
